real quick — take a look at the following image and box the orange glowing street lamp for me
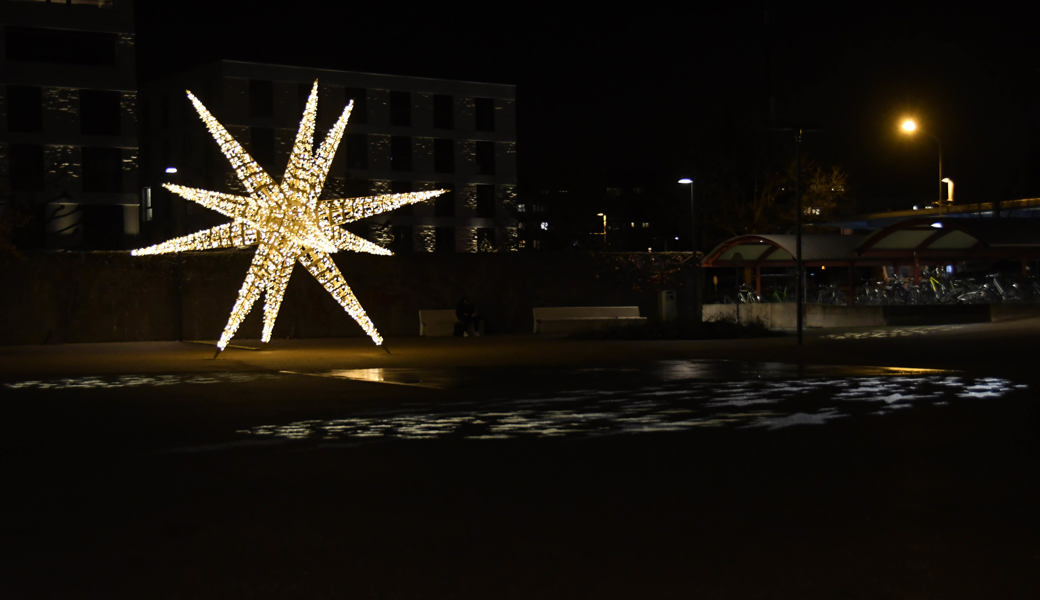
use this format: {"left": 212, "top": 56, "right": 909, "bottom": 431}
{"left": 900, "top": 118, "right": 945, "bottom": 207}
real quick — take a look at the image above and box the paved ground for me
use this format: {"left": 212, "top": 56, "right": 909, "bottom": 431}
{"left": 2, "top": 319, "right": 1039, "bottom": 598}
{"left": 3, "top": 314, "right": 1040, "bottom": 377}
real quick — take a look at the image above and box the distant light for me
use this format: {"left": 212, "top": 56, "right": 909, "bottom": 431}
{"left": 913, "top": 205, "right": 919, "bottom": 210}
{"left": 677, "top": 178, "right": 693, "bottom": 185}
{"left": 165, "top": 167, "right": 178, "bottom": 174}
{"left": 930, "top": 222, "right": 943, "bottom": 228}
{"left": 540, "top": 221, "right": 549, "bottom": 231}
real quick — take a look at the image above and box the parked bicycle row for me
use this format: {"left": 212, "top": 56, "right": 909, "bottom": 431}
{"left": 725, "top": 270, "right": 1040, "bottom": 305}
{"left": 853, "top": 270, "right": 1040, "bottom": 305}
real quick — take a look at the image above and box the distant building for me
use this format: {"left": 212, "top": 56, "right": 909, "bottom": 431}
{"left": 140, "top": 60, "right": 518, "bottom": 253}
{"left": 0, "top": 0, "right": 139, "bottom": 250}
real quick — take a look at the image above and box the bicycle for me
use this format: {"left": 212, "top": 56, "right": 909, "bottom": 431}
{"left": 918, "top": 267, "right": 956, "bottom": 304}
{"left": 736, "top": 282, "right": 761, "bottom": 304}
{"left": 814, "top": 283, "right": 847, "bottom": 305}
{"left": 766, "top": 285, "right": 790, "bottom": 303}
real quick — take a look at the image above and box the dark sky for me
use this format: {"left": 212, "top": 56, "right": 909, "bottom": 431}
{"left": 134, "top": 3, "right": 1040, "bottom": 211}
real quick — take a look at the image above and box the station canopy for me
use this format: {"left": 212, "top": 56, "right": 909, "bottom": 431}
{"left": 701, "top": 217, "right": 1040, "bottom": 270}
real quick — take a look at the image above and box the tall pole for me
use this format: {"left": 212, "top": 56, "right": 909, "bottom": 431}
{"left": 795, "top": 129, "right": 803, "bottom": 345}
{"left": 677, "top": 178, "right": 695, "bottom": 251}
{"left": 768, "top": 125, "right": 819, "bottom": 346}
{"left": 923, "top": 130, "right": 943, "bottom": 211}
{"left": 937, "top": 138, "right": 944, "bottom": 212}
{"left": 688, "top": 181, "right": 695, "bottom": 251}
{"left": 900, "top": 119, "right": 943, "bottom": 211}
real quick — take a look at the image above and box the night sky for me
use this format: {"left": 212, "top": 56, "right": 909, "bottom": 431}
{"left": 133, "top": 3, "right": 1040, "bottom": 212}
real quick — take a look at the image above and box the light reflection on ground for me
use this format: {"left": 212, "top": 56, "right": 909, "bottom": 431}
{"left": 821, "top": 324, "right": 966, "bottom": 340}
{"left": 4, "top": 360, "right": 1027, "bottom": 447}
{"left": 235, "top": 371, "right": 1026, "bottom": 444}
{"left": 2, "top": 372, "right": 281, "bottom": 390}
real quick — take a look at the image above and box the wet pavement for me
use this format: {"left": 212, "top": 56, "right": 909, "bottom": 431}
{"left": 2, "top": 320, "right": 1040, "bottom": 598}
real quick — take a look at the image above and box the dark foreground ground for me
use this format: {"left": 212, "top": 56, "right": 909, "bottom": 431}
{"left": 2, "top": 320, "right": 1040, "bottom": 598}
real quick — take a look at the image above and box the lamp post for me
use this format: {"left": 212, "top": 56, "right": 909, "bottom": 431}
{"left": 596, "top": 212, "right": 607, "bottom": 245}
{"left": 941, "top": 177, "right": 953, "bottom": 205}
{"left": 677, "top": 178, "right": 694, "bottom": 251}
{"left": 900, "top": 118, "right": 944, "bottom": 209}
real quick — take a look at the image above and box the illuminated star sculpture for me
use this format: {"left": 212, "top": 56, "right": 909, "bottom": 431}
{"left": 133, "top": 81, "right": 446, "bottom": 351}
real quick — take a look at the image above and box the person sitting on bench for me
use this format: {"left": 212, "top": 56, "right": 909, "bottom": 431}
{"left": 454, "top": 295, "right": 480, "bottom": 337}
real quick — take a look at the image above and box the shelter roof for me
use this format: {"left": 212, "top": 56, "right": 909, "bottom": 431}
{"left": 701, "top": 233, "right": 865, "bottom": 268}
{"left": 701, "top": 217, "right": 1040, "bottom": 268}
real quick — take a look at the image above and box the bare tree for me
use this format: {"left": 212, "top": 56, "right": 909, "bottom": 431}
{"left": 722, "top": 157, "right": 848, "bottom": 235}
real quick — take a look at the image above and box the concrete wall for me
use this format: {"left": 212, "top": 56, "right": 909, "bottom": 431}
{"left": 703, "top": 303, "right": 885, "bottom": 329}
{"left": 0, "top": 250, "right": 696, "bottom": 345}
{"left": 703, "top": 301, "right": 1040, "bottom": 329}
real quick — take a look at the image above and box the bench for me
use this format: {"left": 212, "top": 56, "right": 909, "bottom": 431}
{"left": 418, "top": 309, "right": 458, "bottom": 336}
{"left": 418, "top": 309, "right": 485, "bottom": 336}
{"left": 532, "top": 306, "right": 646, "bottom": 334}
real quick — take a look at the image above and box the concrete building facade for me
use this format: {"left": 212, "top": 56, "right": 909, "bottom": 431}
{"left": 0, "top": 0, "right": 139, "bottom": 250}
{"left": 141, "top": 60, "right": 518, "bottom": 254}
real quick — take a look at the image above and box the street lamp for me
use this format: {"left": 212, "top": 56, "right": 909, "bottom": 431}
{"left": 596, "top": 212, "right": 607, "bottom": 244}
{"left": 941, "top": 177, "right": 954, "bottom": 204}
{"left": 900, "top": 118, "right": 944, "bottom": 208}
{"left": 677, "top": 178, "right": 694, "bottom": 251}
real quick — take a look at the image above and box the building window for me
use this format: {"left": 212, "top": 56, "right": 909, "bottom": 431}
{"left": 390, "top": 180, "right": 413, "bottom": 215}
{"left": 9, "top": 144, "right": 44, "bottom": 191}
{"left": 249, "top": 80, "right": 273, "bottom": 118}
{"left": 475, "top": 184, "right": 494, "bottom": 218}
{"left": 476, "top": 227, "right": 495, "bottom": 252}
{"left": 434, "top": 94, "right": 453, "bottom": 129}
{"left": 345, "top": 133, "right": 367, "bottom": 169}
{"left": 390, "top": 136, "right": 412, "bottom": 171}
{"left": 391, "top": 225, "right": 413, "bottom": 254}
{"left": 81, "top": 146, "right": 122, "bottom": 192}
{"left": 4, "top": 26, "right": 116, "bottom": 66}
{"left": 434, "top": 138, "right": 454, "bottom": 173}
{"left": 343, "top": 177, "right": 369, "bottom": 197}
{"left": 434, "top": 190, "right": 454, "bottom": 217}
{"left": 435, "top": 226, "right": 454, "bottom": 253}
{"left": 344, "top": 87, "right": 366, "bottom": 123}
{"left": 296, "top": 82, "right": 311, "bottom": 113}
{"left": 475, "top": 98, "right": 494, "bottom": 131}
{"left": 81, "top": 204, "right": 122, "bottom": 250}
{"left": 475, "top": 141, "right": 495, "bottom": 175}
{"left": 390, "top": 91, "right": 411, "bottom": 126}
{"left": 80, "top": 89, "right": 121, "bottom": 135}
{"left": 249, "top": 127, "right": 275, "bottom": 170}
{"left": 6, "top": 85, "right": 43, "bottom": 132}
